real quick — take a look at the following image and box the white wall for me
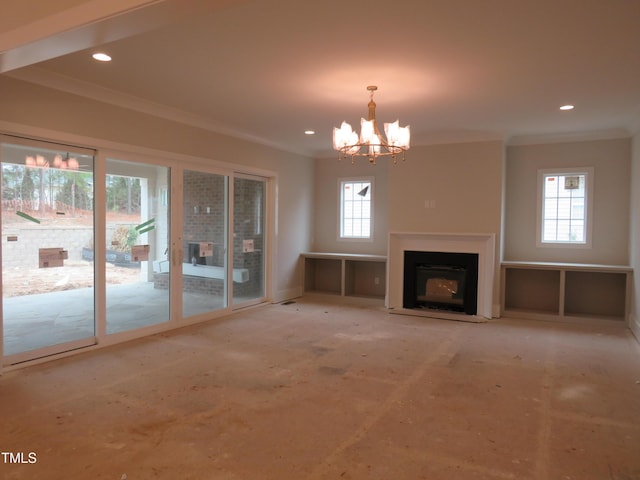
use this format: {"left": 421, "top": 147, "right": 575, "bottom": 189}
{"left": 0, "top": 75, "right": 314, "bottom": 302}
{"left": 387, "top": 141, "right": 504, "bottom": 236}
{"left": 389, "top": 141, "right": 504, "bottom": 313}
{"left": 313, "top": 141, "right": 504, "bottom": 313}
{"left": 313, "top": 156, "right": 389, "bottom": 255}
{"left": 313, "top": 141, "right": 504, "bottom": 253}
{"left": 504, "top": 138, "right": 631, "bottom": 265}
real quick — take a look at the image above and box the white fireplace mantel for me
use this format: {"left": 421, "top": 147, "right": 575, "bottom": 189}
{"left": 386, "top": 232, "right": 496, "bottom": 320}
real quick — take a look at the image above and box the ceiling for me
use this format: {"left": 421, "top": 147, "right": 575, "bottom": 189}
{"left": 3, "top": 0, "right": 640, "bottom": 158}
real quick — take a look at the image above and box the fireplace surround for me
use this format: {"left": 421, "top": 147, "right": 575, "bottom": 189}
{"left": 387, "top": 232, "right": 495, "bottom": 320}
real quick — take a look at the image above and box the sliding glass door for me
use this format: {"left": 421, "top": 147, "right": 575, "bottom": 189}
{"left": 182, "top": 169, "right": 228, "bottom": 318}
{"left": 232, "top": 175, "right": 266, "bottom": 307}
{"left": 1, "top": 138, "right": 96, "bottom": 361}
{"left": 1, "top": 136, "right": 271, "bottom": 366}
{"left": 105, "top": 158, "right": 171, "bottom": 334}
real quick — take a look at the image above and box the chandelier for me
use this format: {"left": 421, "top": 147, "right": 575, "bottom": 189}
{"left": 333, "top": 85, "right": 410, "bottom": 164}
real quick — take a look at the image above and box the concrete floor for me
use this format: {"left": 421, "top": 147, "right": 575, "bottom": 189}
{"left": 1, "top": 296, "right": 639, "bottom": 480}
{"left": 2, "top": 282, "right": 252, "bottom": 357}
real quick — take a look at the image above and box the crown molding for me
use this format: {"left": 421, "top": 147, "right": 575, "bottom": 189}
{"left": 313, "top": 130, "right": 506, "bottom": 158}
{"left": 10, "top": 66, "right": 639, "bottom": 156}
{"left": 7, "top": 66, "right": 312, "bottom": 158}
{"left": 507, "top": 128, "right": 632, "bottom": 146}
{"left": 413, "top": 130, "right": 505, "bottom": 147}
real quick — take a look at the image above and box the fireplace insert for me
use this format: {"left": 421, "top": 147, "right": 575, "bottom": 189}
{"left": 403, "top": 251, "right": 478, "bottom": 315}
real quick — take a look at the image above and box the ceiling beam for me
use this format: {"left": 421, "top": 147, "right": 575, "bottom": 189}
{"left": 0, "top": 0, "right": 231, "bottom": 73}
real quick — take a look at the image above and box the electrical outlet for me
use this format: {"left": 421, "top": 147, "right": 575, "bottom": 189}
{"left": 374, "top": 276, "right": 380, "bottom": 285}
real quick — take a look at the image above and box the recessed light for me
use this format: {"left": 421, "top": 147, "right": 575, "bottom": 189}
{"left": 559, "top": 105, "right": 574, "bottom": 111}
{"left": 92, "top": 52, "right": 112, "bottom": 62}
{"left": 304, "top": 130, "right": 315, "bottom": 135}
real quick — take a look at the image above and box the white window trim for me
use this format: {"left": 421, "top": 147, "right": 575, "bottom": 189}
{"left": 337, "top": 176, "right": 374, "bottom": 242}
{"left": 536, "top": 166, "right": 594, "bottom": 249}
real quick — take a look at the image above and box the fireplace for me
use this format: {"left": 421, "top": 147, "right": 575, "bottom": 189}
{"left": 387, "top": 232, "right": 495, "bottom": 320}
{"left": 403, "top": 251, "right": 478, "bottom": 315}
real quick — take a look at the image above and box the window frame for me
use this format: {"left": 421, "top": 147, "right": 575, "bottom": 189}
{"left": 338, "top": 176, "right": 374, "bottom": 242}
{"left": 536, "top": 167, "right": 594, "bottom": 249}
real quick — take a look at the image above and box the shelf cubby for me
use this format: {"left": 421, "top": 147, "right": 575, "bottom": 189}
{"left": 501, "top": 262, "right": 631, "bottom": 323}
{"left": 564, "top": 271, "right": 627, "bottom": 318}
{"left": 303, "top": 256, "right": 341, "bottom": 295}
{"left": 302, "top": 253, "right": 387, "bottom": 299}
{"left": 504, "top": 267, "right": 561, "bottom": 315}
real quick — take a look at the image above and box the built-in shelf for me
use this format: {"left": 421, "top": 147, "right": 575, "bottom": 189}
{"left": 501, "top": 261, "right": 632, "bottom": 323}
{"left": 302, "top": 253, "right": 386, "bottom": 299}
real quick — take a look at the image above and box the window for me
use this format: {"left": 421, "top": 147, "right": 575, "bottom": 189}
{"left": 339, "top": 178, "right": 373, "bottom": 240}
{"left": 537, "top": 167, "right": 593, "bottom": 247}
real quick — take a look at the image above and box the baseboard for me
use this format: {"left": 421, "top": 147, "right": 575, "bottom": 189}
{"left": 272, "top": 286, "right": 303, "bottom": 304}
{"left": 630, "top": 313, "right": 640, "bottom": 345}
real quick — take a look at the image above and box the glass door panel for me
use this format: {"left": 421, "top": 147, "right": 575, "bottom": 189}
{"left": 232, "top": 176, "right": 266, "bottom": 307}
{"left": 105, "top": 159, "right": 170, "bottom": 334}
{"left": 182, "top": 170, "right": 228, "bottom": 317}
{"left": 1, "top": 140, "right": 96, "bottom": 360}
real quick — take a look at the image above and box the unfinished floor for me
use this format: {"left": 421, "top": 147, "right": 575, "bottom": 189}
{"left": 1, "top": 296, "right": 639, "bottom": 480}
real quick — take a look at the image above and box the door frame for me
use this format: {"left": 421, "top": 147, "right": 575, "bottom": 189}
{"left": 0, "top": 127, "right": 278, "bottom": 372}
{"left": 230, "top": 172, "right": 273, "bottom": 310}
{"left": 0, "top": 134, "right": 98, "bottom": 366}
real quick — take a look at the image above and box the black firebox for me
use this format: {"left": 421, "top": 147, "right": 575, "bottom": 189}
{"left": 403, "top": 251, "right": 479, "bottom": 315}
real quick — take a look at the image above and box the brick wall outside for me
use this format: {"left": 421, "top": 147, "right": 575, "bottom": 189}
{"left": 233, "top": 177, "right": 265, "bottom": 297}
{"left": 183, "top": 171, "right": 226, "bottom": 266}
{"left": 182, "top": 172, "right": 266, "bottom": 298}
